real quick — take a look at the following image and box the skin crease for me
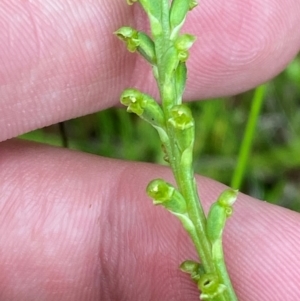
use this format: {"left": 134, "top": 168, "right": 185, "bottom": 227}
{"left": 0, "top": 0, "right": 299, "bottom": 300}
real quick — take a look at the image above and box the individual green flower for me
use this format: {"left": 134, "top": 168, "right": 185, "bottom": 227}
{"left": 175, "top": 34, "right": 196, "bottom": 62}
{"left": 115, "top": 27, "right": 156, "bottom": 64}
{"left": 180, "top": 260, "right": 205, "bottom": 283}
{"left": 168, "top": 105, "right": 195, "bottom": 162}
{"left": 120, "top": 88, "right": 145, "bottom": 115}
{"left": 168, "top": 104, "right": 194, "bottom": 130}
{"left": 146, "top": 179, "right": 187, "bottom": 214}
{"left": 114, "top": 27, "right": 139, "bottom": 52}
{"left": 198, "top": 273, "right": 226, "bottom": 300}
{"left": 120, "top": 89, "right": 165, "bottom": 128}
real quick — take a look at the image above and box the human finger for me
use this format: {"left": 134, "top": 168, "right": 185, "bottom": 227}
{"left": 0, "top": 139, "right": 299, "bottom": 300}
{"left": 1, "top": 0, "right": 300, "bottom": 141}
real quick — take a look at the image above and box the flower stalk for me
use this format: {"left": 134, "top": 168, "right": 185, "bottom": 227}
{"left": 116, "top": 1, "right": 238, "bottom": 300}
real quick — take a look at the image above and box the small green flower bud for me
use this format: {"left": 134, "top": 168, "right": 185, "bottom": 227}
{"left": 137, "top": 32, "right": 156, "bottom": 64}
{"left": 114, "top": 27, "right": 139, "bottom": 52}
{"left": 198, "top": 273, "right": 226, "bottom": 300}
{"left": 170, "top": 0, "right": 190, "bottom": 38}
{"left": 120, "top": 89, "right": 165, "bottom": 128}
{"left": 147, "top": 179, "right": 175, "bottom": 202}
{"left": 146, "top": 179, "right": 187, "bottom": 214}
{"left": 217, "top": 188, "right": 238, "bottom": 208}
{"left": 206, "top": 189, "right": 237, "bottom": 244}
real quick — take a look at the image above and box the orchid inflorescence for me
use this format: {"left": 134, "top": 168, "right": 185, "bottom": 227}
{"left": 115, "top": 1, "right": 238, "bottom": 300}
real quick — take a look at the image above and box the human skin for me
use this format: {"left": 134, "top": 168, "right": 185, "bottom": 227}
{"left": 0, "top": 0, "right": 300, "bottom": 300}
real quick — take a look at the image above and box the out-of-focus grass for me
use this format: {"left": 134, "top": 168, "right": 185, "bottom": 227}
{"left": 20, "top": 55, "right": 300, "bottom": 211}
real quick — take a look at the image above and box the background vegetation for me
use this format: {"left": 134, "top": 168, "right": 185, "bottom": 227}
{"left": 20, "top": 55, "right": 300, "bottom": 211}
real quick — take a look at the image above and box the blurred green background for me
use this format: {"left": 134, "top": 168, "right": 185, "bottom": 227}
{"left": 20, "top": 55, "right": 300, "bottom": 211}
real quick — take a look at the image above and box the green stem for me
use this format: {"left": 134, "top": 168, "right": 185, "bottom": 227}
{"left": 170, "top": 143, "right": 215, "bottom": 272}
{"left": 231, "top": 85, "right": 266, "bottom": 189}
{"left": 154, "top": 2, "right": 215, "bottom": 274}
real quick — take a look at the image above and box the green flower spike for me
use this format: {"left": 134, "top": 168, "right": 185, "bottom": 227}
{"left": 118, "top": 1, "right": 238, "bottom": 300}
